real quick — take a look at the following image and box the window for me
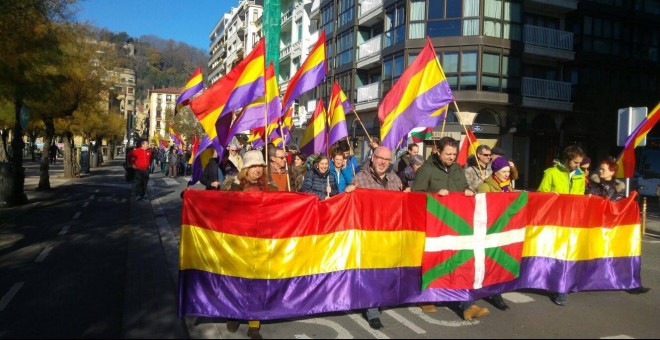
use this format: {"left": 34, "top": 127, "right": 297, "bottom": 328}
{"left": 382, "top": 54, "right": 404, "bottom": 94}
{"left": 482, "top": 53, "right": 500, "bottom": 91}
{"left": 385, "top": 3, "right": 405, "bottom": 47}
{"left": 460, "top": 51, "right": 477, "bottom": 90}
{"left": 166, "top": 95, "right": 172, "bottom": 101}
{"left": 336, "top": 30, "right": 355, "bottom": 67}
{"left": 409, "top": 0, "right": 425, "bottom": 39}
{"left": 428, "top": 0, "right": 461, "bottom": 37}
{"left": 337, "top": 0, "right": 354, "bottom": 28}
{"left": 321, "top": 3, "right": 334, "bottom": 35}
{"left": 463, "top": 0, "right": 480, "bottom": 36}
{"left": 484, "top": 0, "right": 521, "bottom": 40}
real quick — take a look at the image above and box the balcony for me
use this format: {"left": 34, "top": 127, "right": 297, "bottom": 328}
{"left": 281, "top": 7, "right": 293, "bottom": 25}
{"left": 525, "top": 0, "right": 577, "bottom": 14}
{"left": 310, "top": 0, "right": 320, "bottom": 19}
{"left": 290, "top": 40, "right": 303, "bottom": 60}
{"left": 359, "top": 0, "right": 383, "bottom": 26}
{"left": 521, "top": 77, "right": 573, "bottom": 111}
{"left": 524, "top": 25, "right": 574, "bottom": 61}
{"left": 355, "top": 82, "right": 380, "bottom": 111}
{"left": 357, "top": 35, "right": 382, "bottom": 69}
{"left": 280, "top": 43, "right": 292, "bottom": 60}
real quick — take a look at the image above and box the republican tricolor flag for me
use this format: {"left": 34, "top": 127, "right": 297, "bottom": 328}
{"left": 175, "top": 67, "right": 204, "bottom": 114}
{"left": 616, "top": 102, "right": 660, "bottom": 178}
{"left": 298, "top": 99, "right": 327, "bottom": 156}
{"left": 281, "top": 30, "right": 327, "bottom": 114}
{"left": 327, "top": 82, "right": 351, "bottom": 146}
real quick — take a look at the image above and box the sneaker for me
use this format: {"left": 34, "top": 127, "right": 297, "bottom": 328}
{"left": 247, "top": 326, "right": 262, "bottom": 339}
{"left": 627, "top": 286, "right": 651, "bottom": 295}
{"left": 226, "top": 320, "right": 239, "bottom": 333}
{"left": 420, "top": 304, "right": 437, "bottom": 313}
{"left": 368, "top": 317, "right": 384, "bottom": 330}
{"left": 463, "top": 305, "right": 490, "bottom": 320}
{"left": 485, "top": 294, "right": 510, "bottom": 311}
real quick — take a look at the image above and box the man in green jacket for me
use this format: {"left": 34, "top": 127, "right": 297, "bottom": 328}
{"left": 538, "top": 145, "right": 586, "bottom": 195}
{"left": 537, "top": 144, "right": 585, "bottom": 306}
{"left": 412, "top": 137, "right": 489, "bottom": 321}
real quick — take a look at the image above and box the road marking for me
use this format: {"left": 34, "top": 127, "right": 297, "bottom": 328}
{"left": 296, "top": 318, "right": 354, "bottom": 339}
{"left": 346, "top": 313, "right": 389, "bottom": 339}
{"left": 294, "top": 335, "right": 312, "bottom": 339}
{"left": 0, "top": 282, "right": 24, "bottom": 311}
{"left": 163, "top": 178, "right": 178, "bottom": 186}
{"left": 73, "top": 212, "right": 81, "bottom": 219}
{"left": 383, "top": 310, "right": 426, "bottom": 334}
{"left": 82, "top": 201, "right": 89, "bottom": 208}
{"left": 502, "top": 292, "right": 535, "bottom": 303}
{"left": 407, "top": 307, "right": 478, "bottom": 327}
{"left": 89, "top": 195, "right": 95, "bottom": 200}
{"left": 58, "top": 225, "right": 71, "bottom": 236}
{"left": 642, "top": 239, "right": 660, "bottom": 244}
{"left": 601, "top": 335, "right": 635, "bottom": 339}
{"left": 35, "top": 246, "right": 53, "bottom": 262}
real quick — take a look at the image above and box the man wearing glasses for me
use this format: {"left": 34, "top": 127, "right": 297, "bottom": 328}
{"left": 465, "top": 145, "right": 493, "bottom": 193}
{"left": 268, "top": 147, "right": 290, "bottom": 191}
{"left": 345, "top": 146, "right": 403, "bottom": 330}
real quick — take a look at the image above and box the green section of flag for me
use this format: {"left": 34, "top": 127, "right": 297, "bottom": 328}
{"left": 485, "top": 247, "right": 520, "bottom": 277}
{"left": 422, "top": 249, "right": 473, "bottom": 289}
{"left": 263, "top": 0, "right": 281, "bottom": 79}
{"left": 487, "top": 191, "right": 528, "bottom": 235}
{"left": 426, "top": 194, "right": 472, "bottom": 236}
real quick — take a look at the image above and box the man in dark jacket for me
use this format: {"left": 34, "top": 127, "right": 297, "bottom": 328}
{"left": 411, "top": 137, "right": 489, "bottom": 321}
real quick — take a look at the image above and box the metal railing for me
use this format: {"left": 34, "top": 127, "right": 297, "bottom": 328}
{"left": 360, "top": 0, "right": 383, "bottom": 17}
{"left": 524, "top": 25, "right": 573, "bottom": 51}
{"left": 358, "top": 35, "right": 382, "bottom": 60}
{"left": 521, "top": 77, "right": 571, "bottom": 101}
{"left": 356, "top": 82, "right": 380, "bottom": 103}
{"left": 280, "top": 43, "right": 292, "bottom": 58}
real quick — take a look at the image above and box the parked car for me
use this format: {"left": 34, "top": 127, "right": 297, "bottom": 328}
{"left": 633, "top": 148, "right": 660, "bottom": 197}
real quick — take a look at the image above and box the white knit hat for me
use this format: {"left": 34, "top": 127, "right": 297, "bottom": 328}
{"left": 242, "top": 150, "right": 266, "bottom": 168}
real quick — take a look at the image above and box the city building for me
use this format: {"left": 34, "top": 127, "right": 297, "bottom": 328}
{"left": 146, "top": 88, "right": 180, "bottom": 138}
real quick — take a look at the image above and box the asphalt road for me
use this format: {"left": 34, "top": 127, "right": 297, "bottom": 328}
{"left": 1, "top": 159, "right": 659, "bottom": 339}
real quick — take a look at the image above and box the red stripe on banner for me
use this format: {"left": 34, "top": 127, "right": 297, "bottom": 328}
{"left": 527, "top": 193, "right": 639, "bottom": 228}
{"left": 181, "top": 189, "right": 426, "bottom": 238}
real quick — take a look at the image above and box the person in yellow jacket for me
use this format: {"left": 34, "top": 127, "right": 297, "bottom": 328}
{"left": 537, "top": 144, "right": 586, "bottom": 306}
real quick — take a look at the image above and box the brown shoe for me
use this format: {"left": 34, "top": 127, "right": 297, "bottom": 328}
{"left": 420, "top": 304, "right": 437, "bottom": 313}
{"left": 247, "top": 326, "right": 262, "bottom": 339}
{"left": 463, "top": 305, "right": 490, "bottom": 320}
{"left": 226, "top": 320, "right": 239, "bottom": 333}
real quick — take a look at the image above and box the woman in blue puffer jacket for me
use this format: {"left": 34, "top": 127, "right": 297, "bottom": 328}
{"left": 301, "top": 154, "right": 339, "bottom": 200}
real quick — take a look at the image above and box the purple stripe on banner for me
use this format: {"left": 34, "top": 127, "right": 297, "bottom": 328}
{"left": 178, "top": 256, "right": 641, "bottom": 320}
{"left": 381, "top": 81, "right": 453, "bottom": 149}
{"left": 282, "top": 62, "right": 326, "bottom": 113}
{"left": 328, "top": 121, "right": 348, "bottom": 146}
{"left": 299, "top": 129, "right": 327, "bottom": 157}
{"left": 220, "top": 77, "right": 265, "bottom": 118}
{"left": 177, "top": 83, "right": 204, "bottom": 104}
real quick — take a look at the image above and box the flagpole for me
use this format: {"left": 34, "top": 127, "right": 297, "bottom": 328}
{"left": 351, "top": 109, "right": 373, "bottom": 143}
{"left": 452, "top": 101, "right": 484, "bottom": 177}
{"left": 280, "top": 122, "right": 291, "bottom": 191}
{"left": 346, "top": 136, "right": 355, "bottom": 177}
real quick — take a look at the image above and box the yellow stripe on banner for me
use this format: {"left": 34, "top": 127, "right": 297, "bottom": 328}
{"left": 180, "top": 226, "right": 425, "bottom": 279}
{"left": 235, "top": 55, "right": 265, "bottom": 88}
{"left": 299, "top": 110, "right": 327, "bottom": 146}
{"left": 200, "top": 107, "right": 224, "bottom": 139}
{"left": 185, "top": 73, "right": 203, "bottom": 88}
{"left": 522, "top": 224, "right": 642, "bottom": 260}
{"left": 265, "top": 75, "right": 279, "bottom": 101}
{"left": 301, "top": 44, "right": 325, "bottom": 73}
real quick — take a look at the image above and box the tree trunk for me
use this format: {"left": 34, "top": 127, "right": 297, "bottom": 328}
{"left": 8, "top": 97, "right": 27, "bottom": 205}
{"left": 0, "top": 130, "right": 8, "bottom": 162}
{"left": 29, "top": 133, "right": 37, "bottom": 162}
{"left": 37, "top": 118, "right": 55, "bottom": 191}
{"left": 62, "top": 132, "right": 79, "bottom": 178}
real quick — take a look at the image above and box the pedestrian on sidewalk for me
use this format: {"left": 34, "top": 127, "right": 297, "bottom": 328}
{"left": 128, "top": 139, "right": 152, "bottom": 201}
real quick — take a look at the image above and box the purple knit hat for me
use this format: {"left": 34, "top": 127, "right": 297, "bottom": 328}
{"left": 491, "top": 157, "right": 510, "bottom": 173}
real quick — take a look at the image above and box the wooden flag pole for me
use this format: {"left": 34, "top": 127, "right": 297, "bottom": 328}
{"left": 346, "top": 136, "right": 355, "bottom": 177}
{"left": 280, "top": 122, "right": 291, "bottom": 191}
{"left": 351, "top": 109, "right": 373, "bottom": 142}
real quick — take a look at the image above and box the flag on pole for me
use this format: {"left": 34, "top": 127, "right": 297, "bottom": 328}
{"left": 188, "top": 135, "right": 215, "bottom": 186}
{"left": 273, "top": 106, "right": 295, "bottom": 148}
{"left": 281, "top": 30, "right": 327, "bottom": 113}
{"left": 456, "top": 128, "right": 480, "bottom": 167}
{"left": 327, "top": 82, "right": 351, "bottom": 146}
{"left": 175, "top": 67, "right": 204, "bottom": 114}
{"left": 409, "top": 127, "right": 434, "bottom": 143}
{"left": 189, "top": 38, "right": 266, "bottom": 152}
{"left": 616, "top": 102, "right": 660, "bottom": 178}
{"left": 298, "top": 99, "right": 327, "bottom": 156}
{"left": 378, "top": 37, "right": 454, "bottom": 149}
{"left": 169, "top": 125, "right": 184, "bottom": 149}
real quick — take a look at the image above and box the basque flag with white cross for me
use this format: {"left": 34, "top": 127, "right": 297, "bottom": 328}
{"left": 422, "top": 192, "right": 529, "bottom": 290}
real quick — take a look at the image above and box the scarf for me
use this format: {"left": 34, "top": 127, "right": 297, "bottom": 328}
{"left": 493, "top": 175, "right": 511, "bottom": 192}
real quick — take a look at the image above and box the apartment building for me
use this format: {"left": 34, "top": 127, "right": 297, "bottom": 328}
{"left": 146, "top": 88, "right": 179, "bottom": 138}
{"left": 208, "top": 0, "right": 264, "bottom": 85}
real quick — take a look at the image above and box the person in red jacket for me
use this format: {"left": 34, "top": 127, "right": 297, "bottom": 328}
{"left": 128, "top": 139, "right": 152, "bottom": 201}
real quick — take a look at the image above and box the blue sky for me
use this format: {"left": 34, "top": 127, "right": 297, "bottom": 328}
{"left": 75, "top": 0, "right": 239, "bottom": 50}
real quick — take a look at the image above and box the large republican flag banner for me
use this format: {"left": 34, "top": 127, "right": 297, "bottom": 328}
{"left": 179, "top": 190, "right": 642, "bottom": 321}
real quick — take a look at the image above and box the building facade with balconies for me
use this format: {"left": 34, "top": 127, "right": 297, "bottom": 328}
{"left": 311, "top": 0, "right": 658, "bottom": 188}
{"left": 207, "top": 0, "right": 264, "bottom": 85}
{"left": 146, "top": 88, "right": 180, "bottom": 139}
